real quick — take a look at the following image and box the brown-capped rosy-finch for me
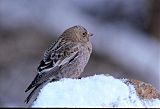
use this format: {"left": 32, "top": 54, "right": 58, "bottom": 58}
{"left": 25, "top": 25, "right": 93, "bottom": 104}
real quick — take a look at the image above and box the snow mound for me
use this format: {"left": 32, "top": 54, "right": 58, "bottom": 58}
{"left": 32, "top": 74, "right": 160, "bottom": 108}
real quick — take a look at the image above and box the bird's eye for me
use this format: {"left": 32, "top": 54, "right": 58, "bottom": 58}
{"left": 82, "top": 32, "right": 86, "bottom": 36}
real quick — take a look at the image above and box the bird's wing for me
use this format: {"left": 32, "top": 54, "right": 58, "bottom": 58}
{"left": 38, "top": 38, "right": 79, "bottom": 73}
{"left": 25, "top": 38, "right": 80, "bottom": 92}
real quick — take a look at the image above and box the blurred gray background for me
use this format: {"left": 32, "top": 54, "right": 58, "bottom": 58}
{"left": 0, "top": 0, "right": 159, "bottom": 107}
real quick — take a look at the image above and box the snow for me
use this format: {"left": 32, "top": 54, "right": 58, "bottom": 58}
{"left": 32, "top": 74, "right": 160, "bottom": 108}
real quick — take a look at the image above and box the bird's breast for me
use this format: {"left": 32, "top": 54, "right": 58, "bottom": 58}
{"left": 59, "top": 42, "right": 92, "bottom": 79}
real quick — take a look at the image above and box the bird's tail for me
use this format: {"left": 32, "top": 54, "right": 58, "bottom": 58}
{"left": 24, "top": 83, "right": 43, "bottom": 104}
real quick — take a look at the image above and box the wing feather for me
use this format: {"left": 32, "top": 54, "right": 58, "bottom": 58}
{"left": 38, "top": 39, "right": 79, "bottom": 73}
{"left": 25, "top": 39, "right": 80, "bottom": 92}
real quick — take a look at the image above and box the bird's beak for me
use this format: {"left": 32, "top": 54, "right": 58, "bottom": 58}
{"left": 88, "top": 32, "right": 93, "bottom": 37}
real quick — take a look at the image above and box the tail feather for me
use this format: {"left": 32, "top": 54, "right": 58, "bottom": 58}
{"left": 24, "top": 83, "right": 42, "bottom": 104}
{"left": 25, "top": 66, "right": 60, "bottom": 104}
{"left": 25, "top": 74, "right": 40, "bottom": 92}
{"left": 25, "top": 66, "right": 60, "bottom": 92}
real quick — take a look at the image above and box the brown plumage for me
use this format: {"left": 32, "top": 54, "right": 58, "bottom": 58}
{"left": 25, "top": 25, "right": 93, "bottom": 104}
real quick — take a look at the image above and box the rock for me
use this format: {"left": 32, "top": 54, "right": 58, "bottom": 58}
{"left": 124, "top": 79, "right": 160, "bottom": 99}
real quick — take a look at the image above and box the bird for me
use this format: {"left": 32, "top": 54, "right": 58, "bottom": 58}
{"left": 24, "top": 25, "right": 93, "bottom": 104}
